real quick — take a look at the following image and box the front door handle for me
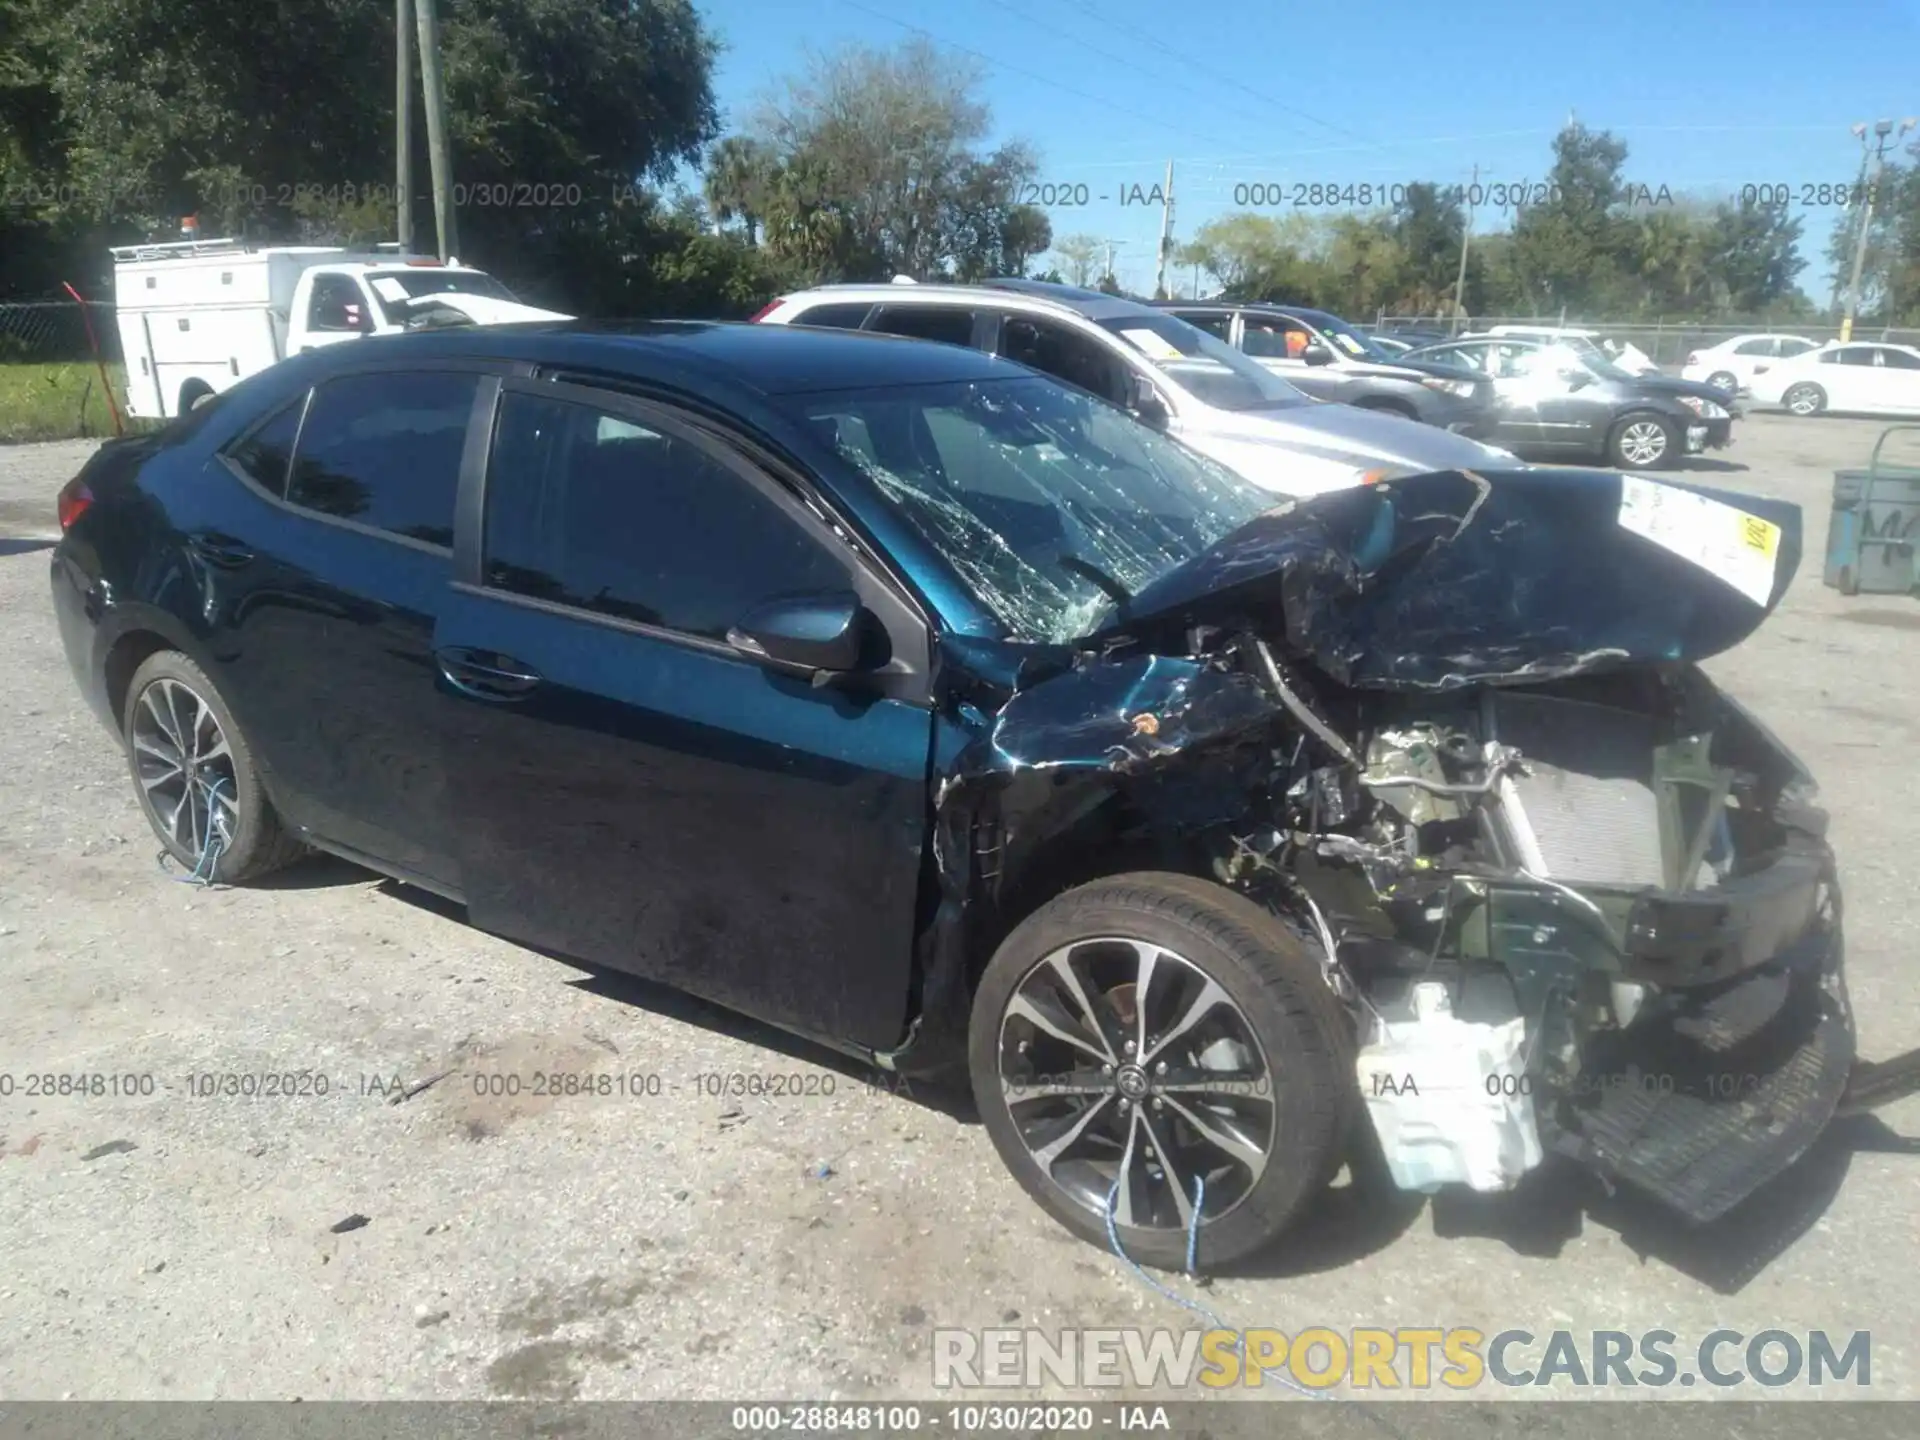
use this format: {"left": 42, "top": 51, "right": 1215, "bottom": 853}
{"left": 187, "top": 531, "right": 255, "bottom": 568}
{"left": 436, "top": 647, "right": 542, "bottom": 701}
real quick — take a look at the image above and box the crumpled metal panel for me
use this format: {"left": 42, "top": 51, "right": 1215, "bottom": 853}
{"left": 1099, "top": 468, "right": 1803, "bottom": 693}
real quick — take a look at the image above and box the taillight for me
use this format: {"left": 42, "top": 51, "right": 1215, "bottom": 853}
{"left": 747, "top": 299, "right": 784, "bottom": 323}
{"left": 57, "top": 477, "right": 94, "bottom": 531}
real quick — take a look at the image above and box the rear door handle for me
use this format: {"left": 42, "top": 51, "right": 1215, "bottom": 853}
{"left": 436, "top": 647, "right": 542, "bottom": 701}
{"left": 187, "top": 531, "right": 254, "bottom": 568}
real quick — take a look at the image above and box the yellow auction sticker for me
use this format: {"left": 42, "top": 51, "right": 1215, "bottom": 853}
{"left": 1740, "top": 515, "right": 1781, "bottom": 556}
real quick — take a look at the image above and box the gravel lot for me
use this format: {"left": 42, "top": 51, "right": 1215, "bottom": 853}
{"left": 2, "top": 414, "right": 1917, "bottom": 1403}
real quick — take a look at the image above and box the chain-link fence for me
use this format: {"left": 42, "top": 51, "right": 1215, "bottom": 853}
{"left": 1371, "top": 315, "right": 1920, "bottom": 369}
{"left": 0, "top": 299, "right": 125, "bottom": 443}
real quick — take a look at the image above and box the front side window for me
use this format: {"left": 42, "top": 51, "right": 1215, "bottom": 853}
{"left": 1732, "top": 338, "right": 1773, "bottom": 356}
{"left": 1240, "top": 314, "right": 1315, "bottom": 360}
{"left": 1002, "top": 317, "right": 1132, "bottom": 407}
{"left": 482, "top": 391, "right": 849, "bottom": 640}
{"left": 308, "top": 275, "right": 374, "bottom": 333}
{"left": 285, "top": 371, "right": 477, "bottom": 546}
{"left": 1097, "top": 312, "right": 1309, "bottom": 412}
{"left": 793, "top": 375, "right": 1272, "bottom": 642}
{"left": 1178, "top": 312, "right": 1233, "bottom": 340}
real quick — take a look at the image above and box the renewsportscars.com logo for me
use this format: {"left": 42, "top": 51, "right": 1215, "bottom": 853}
{"left": 932, "top": 1327, "right": 1872, "bottom": 1390}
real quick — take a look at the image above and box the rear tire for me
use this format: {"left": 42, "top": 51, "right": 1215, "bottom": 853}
{"left": 969, "top": 872, "right": 1356, "bottom": 1269}
{"left": 121, "top": 651, "right": 306, "bottom": 884}
{"left": 1608, "top": 413, "right": 1679, "bottom": 470}
{"left": 1783, "top": 383, "right": 1826, "bottom": 417}
{"left": 1706, "top": 371, "right": 1738, "bottom": 394}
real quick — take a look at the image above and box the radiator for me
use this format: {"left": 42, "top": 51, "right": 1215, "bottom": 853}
{"left": 1482, "top": 693, "right": 1668, "bottom": 890}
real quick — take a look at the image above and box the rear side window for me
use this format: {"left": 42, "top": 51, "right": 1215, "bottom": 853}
{"left": 1878, "top": 348, "right": 1920, "bottom": 369}
{"left": 789, "top": 302, "right": 872, "bottom": 329}
{"left": 869, "top": 306, "right": 976, "bottom": 347}
{"left": 285, "top": 370, "right": 478, "bottom": 547}
{"left": 1732, "top": 338, "right": 1772, "bottom": 356}
{"left": 227, "top": 393, "right": 308, "bottom": 497}
{"left": 481, "top": 391, "right": 849, "bottom": 640}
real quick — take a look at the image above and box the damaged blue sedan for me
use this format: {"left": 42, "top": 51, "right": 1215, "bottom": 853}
{"left": 49, "top": 321, "right": 1920, "bottom": 1268}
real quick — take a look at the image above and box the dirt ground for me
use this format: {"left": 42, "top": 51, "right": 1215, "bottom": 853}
{"left": 1, "top": 413, "right": 1917, "bottom": 1403}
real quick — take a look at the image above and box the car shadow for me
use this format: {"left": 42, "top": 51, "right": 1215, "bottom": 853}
{"left": 1421, "top": 1112, "right": 1915, "bottom": 1294}
{"left": 0, "top": 537, "right": 56, "bottom": 557}
{"left": 249, "top": 851, "right": 399, "bottom": 892}
{"left": 1673, "top": 457, "right": 1750, "bottom": 473}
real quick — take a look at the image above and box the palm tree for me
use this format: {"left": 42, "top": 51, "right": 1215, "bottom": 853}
{"left": 705, "top": 138, "right": 775, "bottom": 245}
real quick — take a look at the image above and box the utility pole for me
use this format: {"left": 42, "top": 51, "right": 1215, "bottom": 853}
{"left": 1830, "top": 143, "right": 1871, "bottom": 317}
{"left": 1841, "top": 118, "right": 1916, "bottom": 342}
{"left": 414, "top": 0, "right": 457, "bottom": 261}
{"left": 1155, "top": 160, "right": 1175, "bottom": 299}
{"left": 1451, "top": 163, "right": 1479, "bottom": 334}
{"left": 395, "top": 0, "right": 413, "bottom": 253}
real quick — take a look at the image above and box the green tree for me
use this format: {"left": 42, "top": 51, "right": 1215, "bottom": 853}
{"left": 738, "top": 38, "right": 1040, "bottom": 283}
{"left": 1704, "top": 197, "right": 1805, "bottom": 315}
{"left": 1052, "top": 233, "right": 1102, "bottom": 287}
{"left": 1509, "top": 123, "right": 1633, "bottom": 312}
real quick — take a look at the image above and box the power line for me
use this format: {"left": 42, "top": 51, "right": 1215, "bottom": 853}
{"left": 1049, "top": 0, "right": 1385, "bottom": 152}
{"left": 835, "top": 0, "right": 1255, "bottom": 155}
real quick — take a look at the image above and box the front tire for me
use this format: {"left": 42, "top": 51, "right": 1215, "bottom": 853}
{"left": 969, "top": 872, "right": 1356, "bottom": 1269}
{"left": 121, "top": 651, "right": 306, "bottom": 883}
{"left": 1608, "top": 413, "right": 1678, "bottom": 470}
{"left": 1784, "top": 383, "right": 1826, "bottom": 417}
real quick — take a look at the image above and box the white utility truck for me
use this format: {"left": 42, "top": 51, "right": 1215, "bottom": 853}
{"left": 111, "top": 238, "right": 569, "bottom": 419}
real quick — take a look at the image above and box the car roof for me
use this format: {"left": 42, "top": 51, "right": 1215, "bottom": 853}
{"left": 1156, "top": 299, "right": 1349, "bottom": 328}
{"left": 284, "top": 319, "right": 1019, "bottom": 396}
{"left": 777, "top": 279, "right": 1160, "bottom": 324}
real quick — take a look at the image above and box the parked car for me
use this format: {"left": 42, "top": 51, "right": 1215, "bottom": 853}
{"left": 1152, "top": 302, "right": 1500, "bottom": 438}
{"left": 752, "top": 279, "right": 1516, "bottom": 497}
{"left": 1363, "top": 333, "right": 1415, "bottom": 356}
{"left": 112, "top": 237, "right": 567, "bottom": 419}
{"left": 1474, "top": 325, "right": 1662, "bottom": 376}
{"left": 1682, "top": 334, "right": 1821, "bottom": 396}
{"left": 1407, "top": 336, "right": 1733, "bottom": 469}
{"left": 1746, "top": 340, "right": 1920, "bottom": 417}
{"left": 52, "top": 320, "right": 1917, "bottom": 1266}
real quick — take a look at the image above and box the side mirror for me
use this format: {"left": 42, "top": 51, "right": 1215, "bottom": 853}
{"left": 1128, "top": 376, "right": 1170, "bottom": 429}
{"left": 727, "top": 591, "right": 875, "bottom": 677}
{"left": 1301, "top": 342, "right": 1335, "bottom": 366}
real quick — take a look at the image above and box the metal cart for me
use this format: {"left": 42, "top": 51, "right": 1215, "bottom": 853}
{"left": 1825, "top": 424, "right": 1920, "bottom": 596}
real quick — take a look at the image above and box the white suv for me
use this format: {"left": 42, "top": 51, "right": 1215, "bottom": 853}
{"left": 753, "top": 280, "right": 1518, "bottom": 497}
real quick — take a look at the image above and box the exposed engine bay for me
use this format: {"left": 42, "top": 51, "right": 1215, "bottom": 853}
{"left": 914, "top": 466, "right": 1920, "bottom": 1226}
{"left": 1213, "top": 651, "right": 1850, "bottom": 1221}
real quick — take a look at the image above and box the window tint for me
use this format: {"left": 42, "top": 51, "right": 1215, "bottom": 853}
{"left": 1879, "top": 348, "right": 1920, "bottom": 370}
{"left": 309, "top": 275, "right": 373, "bottom": 333}
{"left": 286, "top": 371, "right": 477, "bottom": 546}
{"left": 868, "top": 306, "right": 976, "bottom": 346}
{"left": 482, "top": 391, "right": 849, "bottom": 639}
{"left": 1777, "top": 338, "right": 1817, "bottom": 356}
{"left": 1181, "top": 312, "right": 1233, "bottom": 340}
{"left": 1732, "top": 338, "right": 1772, "bottom": 356}
{"left": 1001, "top": 317, "right": 1131, "bottom": 406}
{"left": 1834, "top": 347, "right": 1879, "bottom": 366}
{"left": 789, "top": 302, "right": 872, "bottom": 330}
{"left": 227, "top": 392, "right": 307, "bottom": 496}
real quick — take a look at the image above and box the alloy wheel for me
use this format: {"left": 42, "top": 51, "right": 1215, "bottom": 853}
{"left": 1786, "top": 386, "right": 1821, "bottom": 416}
{"left": 131, "top": 677, "right": 238, "bottom": 859}
{"left": 1618, "top": 420, "right": 1669, "bottom": 466}
{"left": 996, "top": 936, "right": 1275, "bottom": 1232}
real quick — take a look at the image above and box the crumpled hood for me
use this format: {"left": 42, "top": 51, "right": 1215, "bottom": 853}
{"left": 1093, "top": 467, "right": 1802, "bottom": 691}
{"left": 407, "top": 293, "right": 572, "bottom": 324}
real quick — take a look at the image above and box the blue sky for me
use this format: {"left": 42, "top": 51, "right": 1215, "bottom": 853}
{"left": 695, "top": 0, "right": 1920, "bottom": 300}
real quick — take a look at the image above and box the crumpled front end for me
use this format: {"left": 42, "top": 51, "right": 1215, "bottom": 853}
{"left": 908, "top": 466, "right": 1915, "bottom": 1225}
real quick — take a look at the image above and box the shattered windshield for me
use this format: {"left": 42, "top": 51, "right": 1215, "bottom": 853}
{"left": 1093, "top": 314, "right": 1311, "bottom": 413}
{"left": 795, "top": 376, "right": 1274, "bottom": 642}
